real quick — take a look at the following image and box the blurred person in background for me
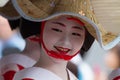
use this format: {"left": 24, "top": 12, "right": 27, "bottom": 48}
{"left": 105, "top": 42, "right": 120, "bottom": 70}
{"left": 0, "top": 15, "right": 40, "bottom": 80}
{"left": 105, "top": 42, "right": 120, "bottom": 80}
{"left": 0, "top": 1, "right": 41, "bottom": 79}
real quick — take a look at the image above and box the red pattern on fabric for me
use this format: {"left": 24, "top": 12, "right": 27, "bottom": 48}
{"left": 17, "top": 64, "right": 24, "bottom": 70}
{"left": 2, "top": 70, "right": 16, "bottom": 80}
{"left": 113, "top": 76, "right": 120, "bottom": 80}
{"left": 67, "top": 17, "right": 85, "bottom": 26}
{"left": 22, "top": 78, "right": 34, "bottom": 80}
{"left": 2, "top": 64, "right": 25, "bottom": 80}
{"left": 28, "top": 37, "right": 41, "bottom": 42}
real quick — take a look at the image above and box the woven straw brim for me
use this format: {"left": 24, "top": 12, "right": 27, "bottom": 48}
{"left": 91, "top": 0, "right": 120, "bottom": 34}
{"left": 91, "top": 0, "right": 120, "bottom": 49}
{"left": 0, "top": 1, "right": 20, "bottom": 20}
{"left": 12, "top": 0, "right": 120, "bottom": 50}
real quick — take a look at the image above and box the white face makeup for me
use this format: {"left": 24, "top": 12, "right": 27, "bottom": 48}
{"left": 41, "top": 16, "right": 86, "bottom": 60}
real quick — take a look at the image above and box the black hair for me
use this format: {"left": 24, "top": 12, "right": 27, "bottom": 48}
{"left": 80, "top": 28, "right": 95, "bottom": 57}
{"left": 8, "top": 18, "right": 20, "bottom": 30}
{"left": 8, "top": 17, "right": 41, "bottom": 38}
{"left": 20, "top": 18, "right": 41, "bottom": 38}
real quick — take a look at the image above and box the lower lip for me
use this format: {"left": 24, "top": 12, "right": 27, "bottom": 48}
{"left": 58, "top": 51, "right": 68, "bottom": 55}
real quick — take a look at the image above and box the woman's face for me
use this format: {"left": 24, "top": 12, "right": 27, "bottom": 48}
{"left": 41, "top": 16, "right": 85, "bottom": 60}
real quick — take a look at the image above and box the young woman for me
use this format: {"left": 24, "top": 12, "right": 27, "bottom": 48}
{"left": 11, "top": 0, "right": 120, "bottom": 80}
{"left": 1, "top": 0, "right": 120, "bottom": 80}
{"left": 13, "top": 15, "right": 87, "bottom": 80}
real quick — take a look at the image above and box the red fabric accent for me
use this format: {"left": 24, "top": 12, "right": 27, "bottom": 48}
{"left": 113, "top": 76, "right": 120, "bottom": 80}
{"left": 2, "top": 70, "right": 16, "bottom": 80}
{"left": 22, "top": 78, "right": 34, "bottom": 80}
{"left": 67, "top": 17, "right": 85, "bottom": 26}
{"left": 28, "top": 37, "right": 41, "bottom": 42}
{"left": 17, "top": 64, "right": 25, "bottom": 70}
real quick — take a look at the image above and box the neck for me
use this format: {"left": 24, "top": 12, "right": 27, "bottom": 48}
{"left": 34, "top": 51, "right": 69, "bottom": 80}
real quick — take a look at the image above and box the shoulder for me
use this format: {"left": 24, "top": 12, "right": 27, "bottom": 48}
{"left": 0, "top": 54, "right": 36, "bottom": 69}
{"left": 13, "top": 67, "right": 62, "bottom": 80}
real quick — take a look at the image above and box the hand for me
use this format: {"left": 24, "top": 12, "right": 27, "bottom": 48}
{"left": 0, "top": 15, "right": 14, "bottom": 40}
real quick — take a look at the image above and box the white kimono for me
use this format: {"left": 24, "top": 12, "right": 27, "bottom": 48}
{"left": 13, "top": 67, "right": 78, "bottom": 80}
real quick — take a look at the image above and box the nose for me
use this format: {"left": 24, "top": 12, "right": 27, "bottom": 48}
{"left": 59, "top": 34, "right": 71, "bottom": 47}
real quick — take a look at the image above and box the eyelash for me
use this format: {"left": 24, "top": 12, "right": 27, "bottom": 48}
{"left": 52, "top": 28, "right": 62, "bottom": 32}
{"left": 72, "top": 33, "right": 81, "bottom": 37}
{"left": 52, "top": 28, "right": 81, "bottom": 37}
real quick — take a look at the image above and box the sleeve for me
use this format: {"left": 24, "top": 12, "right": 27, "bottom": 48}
{"left": 0, "top": 53, "right": 36, "bottom": 80}
{"left": 2, "top": 32, "right": 26, "bottom": 56}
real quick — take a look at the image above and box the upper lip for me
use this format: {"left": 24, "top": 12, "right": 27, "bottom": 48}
{"left": 54, "top": 46, "right": 70, "bottom": 53}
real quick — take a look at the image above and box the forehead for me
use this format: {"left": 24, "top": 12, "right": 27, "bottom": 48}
{"left": 46, "top": 15, "right": 85, "bottom": 27}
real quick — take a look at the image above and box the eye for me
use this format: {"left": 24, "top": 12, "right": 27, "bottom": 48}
{"left": 52, "top": 28, "right": 62, "bottom": 32}
{"left": 72, "top": 33, "right": 81, "bottom": 37}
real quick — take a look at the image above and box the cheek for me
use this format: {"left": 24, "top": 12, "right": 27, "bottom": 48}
{"left": 43, "top": 31, "right": 60, "bottom": 50}
{"left": 71, "top": 39, "right": 84, "bottom": 53}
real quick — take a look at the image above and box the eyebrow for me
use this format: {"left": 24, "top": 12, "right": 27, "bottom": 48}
{"left": 52, "top": 22, "right": 84, "bottom": 30}
{"left": 52, "top": 22, "right": 66, "bottom": 27}
{"left": 72, "top": 26, "right": 84, "bottom": 31}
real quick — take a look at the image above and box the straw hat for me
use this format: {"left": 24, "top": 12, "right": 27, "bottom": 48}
{"left": 91, "top": 0, "right": 120, "bottom": 35}
{"left": 0, "top": 0, "right": 20, "bottom": 20}
{"left": 108, "top": 68, "right": 120, "bottom": 80}
{"left": 12, "top": 0, "right": 120, "bottom": 50}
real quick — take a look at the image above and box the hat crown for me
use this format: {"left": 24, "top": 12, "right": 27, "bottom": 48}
{"left": 12, "top": 0, "right": 120, "bottom": 50}
{"left": 15, "top": 0, "right": 98, "bottom": 38}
